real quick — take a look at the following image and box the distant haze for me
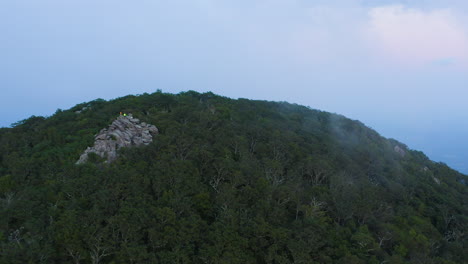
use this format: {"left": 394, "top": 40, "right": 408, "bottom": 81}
{"left": 1, "top": 0, "right": 467, "bottom": 174}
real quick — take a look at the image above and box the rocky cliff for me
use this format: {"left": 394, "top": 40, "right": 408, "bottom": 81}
{"left": 76, "top": 115, "right": 158, "bottom": 164}
{"left": 394, "top": 145, "right": 406, "bottom": 157}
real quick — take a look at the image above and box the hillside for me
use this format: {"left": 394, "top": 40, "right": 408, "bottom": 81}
{"left": 0, "top": 90, "right": 466, "bottom": 263}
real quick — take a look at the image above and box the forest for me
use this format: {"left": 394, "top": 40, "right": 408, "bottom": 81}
{"left": 0, "top": 90, "right": 466, "bottom": 263}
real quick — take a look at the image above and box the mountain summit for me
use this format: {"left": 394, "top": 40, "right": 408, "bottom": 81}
{"left": 0, "top": 91, "right": 466, "bottom": 263}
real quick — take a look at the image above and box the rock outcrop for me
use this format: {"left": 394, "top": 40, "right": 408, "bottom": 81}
{"left": 76, "top": 115, "right": 158, "bottom": 164}
{"left": 394, "top": 145, "right": 406, "bottom": 157}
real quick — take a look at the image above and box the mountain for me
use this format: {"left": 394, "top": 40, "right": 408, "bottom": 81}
{"left": 0, "top": 90, "right": 466, "bottom": 264}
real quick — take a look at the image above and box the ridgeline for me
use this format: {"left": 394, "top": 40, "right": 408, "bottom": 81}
{"left": 0, "top": 91, "right": 466, "bottom": 263}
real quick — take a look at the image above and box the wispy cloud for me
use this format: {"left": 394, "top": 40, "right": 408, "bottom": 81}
{"left": 365, "top": 5, "right": 468, "bottom": 68}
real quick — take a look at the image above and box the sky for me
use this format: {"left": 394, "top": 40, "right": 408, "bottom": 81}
{"left": 1, "top": 0, "right": 467, "bottom": 174}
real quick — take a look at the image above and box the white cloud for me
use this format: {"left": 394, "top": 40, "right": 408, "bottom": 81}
{"left": 366, "top": 5, "right": 468, "bottom": 67}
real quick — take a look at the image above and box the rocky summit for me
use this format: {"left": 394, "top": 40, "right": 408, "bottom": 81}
{"left": 76, "top": 114, "right": 158, "bottom": 164}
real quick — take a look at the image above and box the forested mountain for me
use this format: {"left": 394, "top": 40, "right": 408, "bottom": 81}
{"left": 0, "top": 90, "right": 466, "bottom": 264}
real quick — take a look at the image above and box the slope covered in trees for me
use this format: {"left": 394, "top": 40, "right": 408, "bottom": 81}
{"left": 0, "top": 91, "right": 466, "bottom": 263}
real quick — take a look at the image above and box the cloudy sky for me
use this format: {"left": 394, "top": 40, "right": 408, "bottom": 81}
{"left": 1, "top": 0, "right": 467, "bottom": 173}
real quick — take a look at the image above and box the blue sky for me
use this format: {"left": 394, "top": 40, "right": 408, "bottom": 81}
{"left": 1, "top": 0, "right": 467, "bottom": 174}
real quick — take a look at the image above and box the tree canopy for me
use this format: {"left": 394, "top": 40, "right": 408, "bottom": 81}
{"left": 0, "top": 90, "right": 466, "bottom": 263}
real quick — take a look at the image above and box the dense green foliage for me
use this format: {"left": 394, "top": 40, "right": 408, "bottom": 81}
{"left": 0, "top": 91, "right": 466, "bottom": 263}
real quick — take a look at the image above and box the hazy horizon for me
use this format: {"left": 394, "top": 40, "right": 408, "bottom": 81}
{"left": 1, "top": 0, "right": 467, "bottom": 174}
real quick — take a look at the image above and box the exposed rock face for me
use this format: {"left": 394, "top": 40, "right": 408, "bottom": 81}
{"left": 76, "top": 115, "right": 158, "bottom": 164}
{"left": 394, "top": 145, "right": 406, "bottom": 157}
{"left": 74, "top": 105, "right": 91, "bottom": 114}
